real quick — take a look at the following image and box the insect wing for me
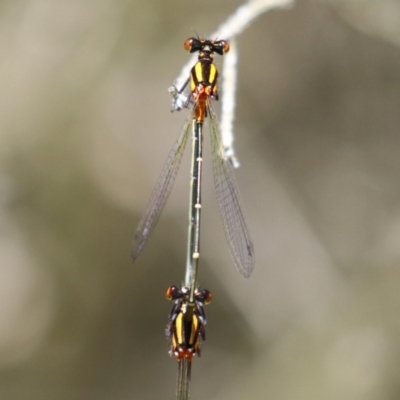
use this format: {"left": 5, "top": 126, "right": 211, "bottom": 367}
{"left": 131, "top": 110, "right": 194, "bottom": 261}
{"left": 209, "top": 105, "right": 255, "bottom": 277}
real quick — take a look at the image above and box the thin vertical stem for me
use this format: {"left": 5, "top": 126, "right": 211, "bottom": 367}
{"left": 176, "top": 358, "right": 192, "bottom": 400}
{"left": 185, "top": 121, "right": 203, "bottom": 304}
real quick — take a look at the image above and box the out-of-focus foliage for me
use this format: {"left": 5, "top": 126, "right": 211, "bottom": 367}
{"left": 0, "top": 0, "right": 399, "bottom": 399}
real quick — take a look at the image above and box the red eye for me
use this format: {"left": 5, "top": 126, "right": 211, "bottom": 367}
{"left": 221, "top": 40, "right": 229, "bottom": 54}
{"left": 184, "top": 38, "right": 193, "bottom": 51}
{"left": 212, "top": 40, "right": 229, "bottom": 55}
{"left": 166, "top": 285, "right": 179, "bottom": 300}
{"left": 196, "top": 289, "right": 212, "bottom": 304}
{"left": 204, "top": 291, "right": 212, "bottom": 304}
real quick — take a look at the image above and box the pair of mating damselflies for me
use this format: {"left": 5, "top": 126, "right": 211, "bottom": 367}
{"left": 131, "top": 37, "right": 255, "bottom": 399}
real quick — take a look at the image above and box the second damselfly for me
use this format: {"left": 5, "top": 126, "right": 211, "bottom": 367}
{"left": 165, "top": 285, "right": 212, "bottom": 399}
{"left": 131, "top": 37, "right": 255, "bottom": 278}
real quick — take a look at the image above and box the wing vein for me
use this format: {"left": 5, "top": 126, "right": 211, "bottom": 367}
{"left": 131, "top": 111, "right": 193, "bottom": 261}
{"left": 209, "top": 104, "right": 255, "bottom": 277}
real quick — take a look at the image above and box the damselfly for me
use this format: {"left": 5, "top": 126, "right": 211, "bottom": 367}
{"left": 166, "top": 285, "right": 212, "bottom": 399}
{"left": 131, "top": 37, "right": 255, "bottom": 278}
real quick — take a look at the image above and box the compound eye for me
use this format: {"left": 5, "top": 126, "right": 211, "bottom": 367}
{"left": 184, "top": 38, "right": 203, "bottom": 53}
{"left": 166, "top": 285, "right": 180, "bottom": 300}
{"left": 184, "top": 38, "right": 194, "bottom": 51}
{"left": 221, "top": 40, "right": 230, "bottom": 54}
{"left": 184, "top": 37, "right": 202, "bottom": 53}
{"left": 196, "top": 289, "right": 212, "bottom": 304}
{"left": 212, "top": 40, "right": 229, "bottom": 55}
{"left": 204, "top": 290, "right": 212, "bottom": 304}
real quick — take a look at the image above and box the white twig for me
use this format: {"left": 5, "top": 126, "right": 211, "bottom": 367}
{"left": 170, "top": 0, "right": 295, "bottom": 166}
{"left": 220, "top": 38, "right": 240, "bottom": 168}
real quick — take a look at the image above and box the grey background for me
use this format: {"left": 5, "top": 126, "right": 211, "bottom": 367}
{"left": 0, "top": 0, "right": 399, "bottom": 399}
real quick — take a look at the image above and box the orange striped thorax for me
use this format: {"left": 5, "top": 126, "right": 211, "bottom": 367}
{"left": 166, "top": 285, "right": 212, "bottom": 361}
{"left": 184, "top": 38, "right": 229, "bottom": 122}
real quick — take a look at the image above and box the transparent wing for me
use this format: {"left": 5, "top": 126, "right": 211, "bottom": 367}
{"left": 131, "top": 111, "right": 194, "bottom": 261}
{"left": 208, "top": 105, "right": 255, "bottom": 278}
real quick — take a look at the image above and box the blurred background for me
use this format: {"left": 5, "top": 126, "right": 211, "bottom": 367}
{"left": 0, "top": 0, "right": 400, "bottom": 399}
